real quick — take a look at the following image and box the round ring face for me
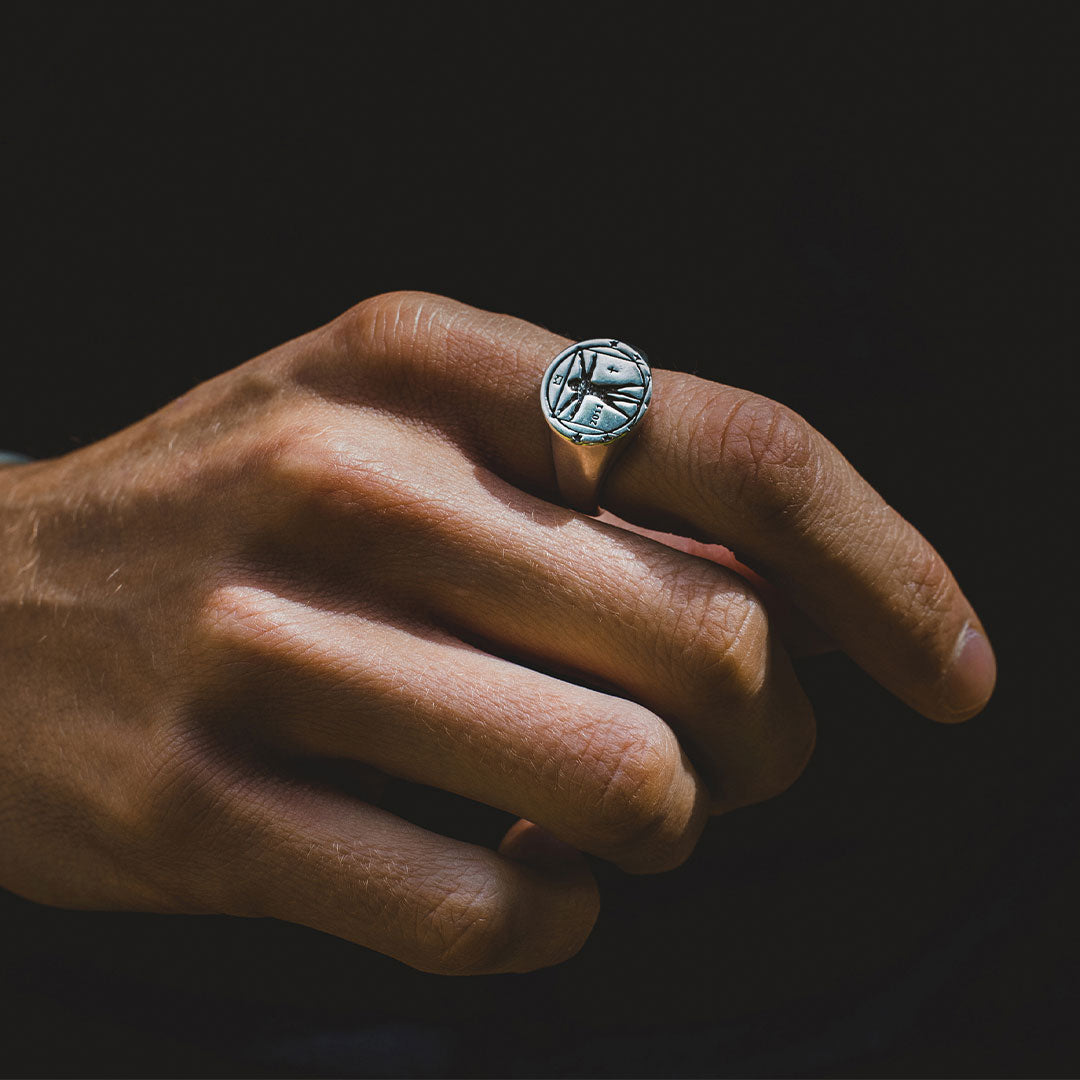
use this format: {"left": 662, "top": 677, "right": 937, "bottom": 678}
{"left": 540, "top": 339, "right": 652, "bottom": 445}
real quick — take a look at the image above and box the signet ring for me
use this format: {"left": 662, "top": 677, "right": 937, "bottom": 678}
{"left": 540, "top": 339, "right": 652, "bottom": 515}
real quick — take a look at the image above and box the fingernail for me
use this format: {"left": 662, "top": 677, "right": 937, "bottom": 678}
{"left": 943, "top": 623, "right": 997, "bottom": 719}
{"left": 503, "top": 822, "right": 582, "bottom": 866}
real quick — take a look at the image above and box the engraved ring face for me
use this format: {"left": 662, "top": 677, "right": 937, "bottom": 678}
{"left": 540, "top": 339, "right": 652, "bottom": 444}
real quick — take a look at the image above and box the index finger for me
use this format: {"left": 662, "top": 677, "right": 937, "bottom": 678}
{"left": 315, "top": 291, "right": 995, "bottom": 724}
{"left": 607, "top": 368, "right": 996, "bottom": 722}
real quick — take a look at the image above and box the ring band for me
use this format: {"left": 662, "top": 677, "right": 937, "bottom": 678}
{"left": 540, "top": 339, "right": 652, "bottom": 514}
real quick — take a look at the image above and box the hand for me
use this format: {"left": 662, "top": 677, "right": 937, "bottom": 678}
{"left": 0, "top": 292, "right": 995, "bottom": 974}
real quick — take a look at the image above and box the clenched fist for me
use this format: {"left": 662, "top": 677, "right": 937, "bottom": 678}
{"left": 0, "top": 292, "right": 995, "bottom": 975}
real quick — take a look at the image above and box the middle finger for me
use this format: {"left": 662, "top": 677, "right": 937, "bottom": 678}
{"left": 285, "top": 432, "right": 817, "bottom": 814}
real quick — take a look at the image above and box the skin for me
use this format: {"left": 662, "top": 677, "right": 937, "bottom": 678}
{"left": 0, "top": 292, "right": 996, "bottom": 976}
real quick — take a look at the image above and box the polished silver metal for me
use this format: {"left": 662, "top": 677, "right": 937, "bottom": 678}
{"left": 540, "top": 339, "right": 652, "bottom": 514}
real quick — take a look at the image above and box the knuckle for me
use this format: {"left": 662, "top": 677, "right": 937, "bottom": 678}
{"left": 680, "top": 587, "right": 772, "bottom": 706}
{"left": 256, "top": 422, "right": 330, "bottom": 493}
{"left": 695, "top": 391, "right": 823, "bottom": 526}
{"left": 420, "top": 881, "right": 514, "bottom": 976}
{"left": 583, "top": 715, "right": 693, "bottom": 870}
{"left": 194, "top": 582, "right": 283, "bottom": 655}
{"left": 714, "top": 594, "right": 772, "bottom": 699}
{"left": 336, "top": 290, "right": 443, "bottom": 366}
{"left": 286, "top": 290, "right": 452, "bottom": 409}
{"left": 255, "top": 420, "right": 422, "bottom": 524}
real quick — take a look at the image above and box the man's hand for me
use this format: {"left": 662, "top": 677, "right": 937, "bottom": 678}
{"left": 0, "top": 292, "right": 995, "bottom": 974}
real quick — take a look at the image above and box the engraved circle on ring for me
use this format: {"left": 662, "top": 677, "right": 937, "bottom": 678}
{"left": 541, "top": 340, "right": 651, "bottom": 445}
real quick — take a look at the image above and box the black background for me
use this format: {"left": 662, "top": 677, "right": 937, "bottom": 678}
{"left": 1, "top": 3, "right": 1076, "bottom": 1077}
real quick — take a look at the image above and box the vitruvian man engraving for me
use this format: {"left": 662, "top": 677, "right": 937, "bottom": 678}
{"left": 552, "top": 349, "right": 643, "bottom": 425}
{"left": 542, "top": 340, "right": 651, "bottom": 444}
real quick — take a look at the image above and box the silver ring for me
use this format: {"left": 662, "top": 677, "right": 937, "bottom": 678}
{"left": 540, "top": 339, "right": 652, "bottom": 514}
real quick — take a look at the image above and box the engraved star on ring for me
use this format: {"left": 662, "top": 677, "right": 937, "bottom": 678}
{"left": 540, "top": 339, "right": 652, "bottom": 515}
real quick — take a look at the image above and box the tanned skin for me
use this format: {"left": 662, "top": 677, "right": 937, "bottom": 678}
{"left": 0, "top": 293, "right": 995, "bottom": 975}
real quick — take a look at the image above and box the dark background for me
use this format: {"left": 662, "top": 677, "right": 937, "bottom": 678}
{"left": 1, "top": 3, "right": 1075, "bottom": 1076}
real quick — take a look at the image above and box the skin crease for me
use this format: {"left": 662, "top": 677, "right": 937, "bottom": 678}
{"left": 0, "top": 292, "right": 996, "bottom": 976}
